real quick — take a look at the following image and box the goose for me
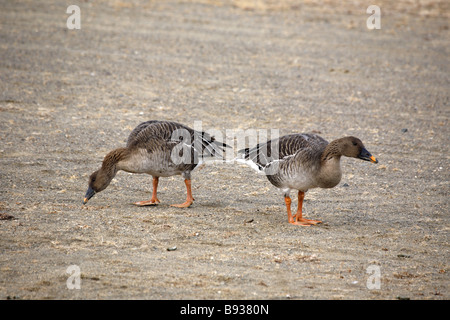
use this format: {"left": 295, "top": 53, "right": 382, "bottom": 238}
{"left": 237, "top": 133, "right": 378, "bottom": 226}
{"left": 83, "top": 120, "right": 229, "bottom": 207}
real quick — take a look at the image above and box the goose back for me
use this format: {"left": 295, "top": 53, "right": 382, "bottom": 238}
{"left": 239, "top": 133, "right": 330, "bottom": 191}
{"left": 120, "top": 120, "right": 227, "bottom": 177}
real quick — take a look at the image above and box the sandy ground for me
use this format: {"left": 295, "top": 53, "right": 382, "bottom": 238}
{"left": 0, "top": 0, "right": 448, "bottom": 300}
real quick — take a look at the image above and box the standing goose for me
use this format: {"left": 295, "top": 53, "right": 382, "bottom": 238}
{"left": 83, "top": 120, "right": 229, "bottom": 207}
{"left": 238, "top": 133, "right": 378, "bottom": 226}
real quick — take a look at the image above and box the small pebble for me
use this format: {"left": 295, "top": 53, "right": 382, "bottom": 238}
{"left": 401, "top": 128, "right": 408, "bottom": 133}
{"left": 0, "top": 213, "right": 15, "bottom": 220}
{"left": 167, "top": 246, "right": 177, "bottom": 251}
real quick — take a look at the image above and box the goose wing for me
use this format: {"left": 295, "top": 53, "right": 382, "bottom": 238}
{"left": 238, "top": 133, "right": 328, "bottom": 171}
{"left": 127, "top": 120, "right": 229, "bottom": 160}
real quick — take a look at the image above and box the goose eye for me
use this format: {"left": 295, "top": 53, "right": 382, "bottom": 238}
{"left": 352, "top": 142, "right": 357, "bottom": 146}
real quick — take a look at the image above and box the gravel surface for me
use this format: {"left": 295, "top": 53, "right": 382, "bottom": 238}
{"left": 0, "top": 0, "right": 448, "bottom": 299}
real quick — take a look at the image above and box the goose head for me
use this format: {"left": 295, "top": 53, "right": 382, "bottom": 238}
{"left": 83, "top": 148, "right": 128, "bottom": 204}
{"left": 340, "top": 137, "right": 378, "bottom": 163}
{"left": 83, "top": 168, "right": 113, "bottom": 204}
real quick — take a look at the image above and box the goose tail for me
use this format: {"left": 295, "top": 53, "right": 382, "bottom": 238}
{"left": 236, "top": 147, "right": 265, "bottom": 172}
{"left": 195, "top": 132, "right": 231, "bottom": 161}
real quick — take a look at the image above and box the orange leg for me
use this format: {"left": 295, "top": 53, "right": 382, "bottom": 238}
{"left": 134, "top": 177, "right": 161, "bottom": 206}
{"left": 285, "top": 196, "right": 294, "bottom": 223}
{"left": 290, "top": 191, "right": 321, "bottom": 226}
{"left": 170, "top": 179, "right": 194, "bottom": 208}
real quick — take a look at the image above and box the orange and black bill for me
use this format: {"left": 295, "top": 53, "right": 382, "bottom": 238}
{"left": 359, "top": 147, "right": 378, "bottom": 164}
{"left": 83, "top": 186, "right": 95, "bottom": 204}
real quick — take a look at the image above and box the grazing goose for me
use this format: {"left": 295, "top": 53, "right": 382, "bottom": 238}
{"left": 238, "top": 134, "right": 378, "bottom": 226}
{"left": 83, "top": 120, "right": 229, "bottom": 207}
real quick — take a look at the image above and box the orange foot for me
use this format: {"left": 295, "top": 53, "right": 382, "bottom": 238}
{"left": 170, "top": 199, "right": 194, "bottom": 208}
{"left": 134, "top": 198, "right": 160, "bottom": 206}
{"left": 290, "top": 216, "right": 322, "bottom": 226}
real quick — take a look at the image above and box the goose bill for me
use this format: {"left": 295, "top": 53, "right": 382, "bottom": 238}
{"left": 83, "top": 186, "right": 96, "bottom": 204}
{"left": 358, "top": 148, "right": 378, "bottom": 164}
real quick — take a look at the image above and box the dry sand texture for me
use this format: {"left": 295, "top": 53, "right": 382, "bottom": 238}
{"left": 0, "top": 0, "right": 448, "bottom": 299}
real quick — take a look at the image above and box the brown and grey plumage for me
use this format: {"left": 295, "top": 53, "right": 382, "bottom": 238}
{"left": 238, "top": 133, "right": 378, "bottom": 226}
{"left": 83, "top": 120, "right": 229, "bottom": 207}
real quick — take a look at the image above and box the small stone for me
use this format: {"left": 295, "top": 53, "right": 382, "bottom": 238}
{"left": 0, "top": 213, "right": 15, "bottom": 220}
